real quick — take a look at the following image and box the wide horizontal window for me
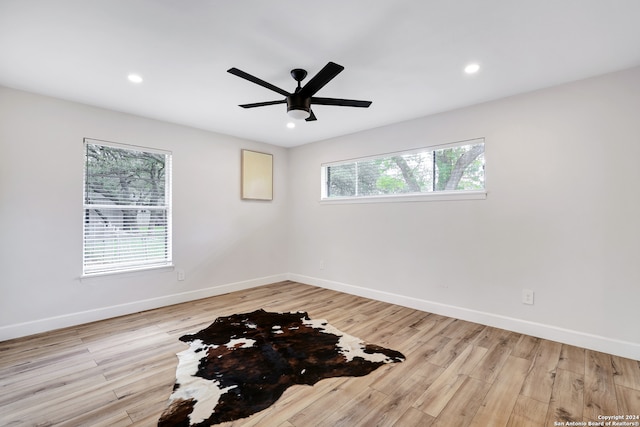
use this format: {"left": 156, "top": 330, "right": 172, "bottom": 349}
{"left": 83, "top": 139, "right": 172, "bottom": 275}
{"left": 321, "top": 139, "right": 485, "bottom": 201}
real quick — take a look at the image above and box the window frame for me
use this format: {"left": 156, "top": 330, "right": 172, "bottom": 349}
{"left": 320, "top": 138, "right": 486, "bottom": 204}
{"left": 82, "top": 138, "right": 173, "bottom": 277}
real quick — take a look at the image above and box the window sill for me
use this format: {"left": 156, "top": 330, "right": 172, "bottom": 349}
{"left": 81, "top": 264, "right": 175, "bottom": 280}
{"left": 319, "top": 190, "right": 487, "bottom": 204}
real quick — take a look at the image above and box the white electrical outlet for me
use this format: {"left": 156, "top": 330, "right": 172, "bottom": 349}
{"left": 177, "top": 269, "right": 185, "bottom": 281}
{"left": 319, "top": 260, "right": 325, "bottom": 270}
{"left": 522, "top": 289, "right": 534, "bottom": 305}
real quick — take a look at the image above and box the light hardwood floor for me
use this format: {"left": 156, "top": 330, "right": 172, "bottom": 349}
{"left": 1, "top": 281, "right": 639, "bottom": 426}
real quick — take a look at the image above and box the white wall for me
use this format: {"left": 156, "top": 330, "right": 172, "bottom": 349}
{"left": 2, "top": 67, "right": 640, "bottom": 360}
{"left": 288, "top": 66, "right": 640, "bottom": 359}
{"left": 0, "top": 87, "right": 289, "bottom": 339}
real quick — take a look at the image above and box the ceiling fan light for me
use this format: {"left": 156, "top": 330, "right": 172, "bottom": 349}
{"left": 127, "top": 73, "right": 143, "bottom": 83}
{"left": 464, "top": 63, "right": 480, "bottom": 74}
{"left": 287, "top": 108, "right": 310, "bottom": 120}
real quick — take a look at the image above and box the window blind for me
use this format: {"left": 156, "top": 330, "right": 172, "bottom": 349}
{"left": 83, "top": 139, "right": 172, "bottom": 275}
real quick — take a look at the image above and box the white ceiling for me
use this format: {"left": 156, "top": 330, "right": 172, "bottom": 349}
{"left": 2, "top": 1, "right": 640, "bottom": 148}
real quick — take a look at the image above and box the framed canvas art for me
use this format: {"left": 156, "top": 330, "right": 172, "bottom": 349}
{"left": 241, "top": 149, "right": 273, "bottom": 200}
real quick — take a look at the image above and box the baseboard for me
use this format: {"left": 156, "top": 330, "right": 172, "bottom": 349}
{"left": 0, "top": 273, "right": 288, "bottom": 342}
{"left": 5, "top": 272, "right": 639, "bottom": 360}
{"left": 288, "top": 273, "right": 640, "bottom": 361}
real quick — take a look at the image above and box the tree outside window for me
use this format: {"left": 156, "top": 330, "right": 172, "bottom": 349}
{"left": 83, "top": 139, "right": 172, "bottom": 275}
{"left": 325, "top": 140, "right": 484, "bottom": 199}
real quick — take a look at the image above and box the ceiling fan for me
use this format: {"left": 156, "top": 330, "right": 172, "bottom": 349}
{"left": 227, "top": 61, "right": 372, "bottom": 121}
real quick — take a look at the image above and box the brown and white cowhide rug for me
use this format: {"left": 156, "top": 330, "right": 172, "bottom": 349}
{"left": 158, "top": 309, "right": 405, "bottom": 426}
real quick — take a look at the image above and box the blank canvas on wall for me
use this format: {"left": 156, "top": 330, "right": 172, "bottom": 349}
{"left": 241, "top": 149, "right": 273, "bottom": 201}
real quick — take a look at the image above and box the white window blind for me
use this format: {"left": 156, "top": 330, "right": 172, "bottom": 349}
{"left": 83, "top": 139, "right": 172, "bottom": 275}
{"left": 322, "top": 139, "right": 485, "bottom": 200}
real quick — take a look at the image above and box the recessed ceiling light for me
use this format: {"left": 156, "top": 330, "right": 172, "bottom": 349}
{"left": 128, "top": 74, "right": 143, "bottom": 83}
{"left": 464, "top": 63, "right": 480, "bottom": 74}
{"left": 286, "top": 122, "right": 295, "bottom": 129}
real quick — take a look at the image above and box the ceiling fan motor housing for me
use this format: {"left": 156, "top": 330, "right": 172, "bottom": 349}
{"left": 286, "top": 93, "right": 311, "bottom": 116}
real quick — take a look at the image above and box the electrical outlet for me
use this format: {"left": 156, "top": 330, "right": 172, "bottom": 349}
{"left": 177, "top": 269, "right": 185, "bottom": 281}
{"left": 522, "top": 289, "right": 534, "bottom": 305}
{"left": 319, "top": 260, "right": 325, "bottom": 270}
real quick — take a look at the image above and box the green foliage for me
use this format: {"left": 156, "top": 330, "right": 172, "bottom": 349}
{"left": 435, "top": 149, "right": 455, "bottom": 191}
{"left": 85, "top": 144, "right": 166, "bottom": 206}
{"left": 376, "top": 175, "right": 407, "bottom": 192}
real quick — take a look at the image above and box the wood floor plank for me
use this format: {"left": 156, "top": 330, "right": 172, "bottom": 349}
{"left": 507, "top": 395, "right": 549, "bottom": 427}
{"left": 58, "top": 406, "right": 134, "bottom": 427}
{"left": 439, "top": 318, "right": 484, "bottom": 341}
{"left": 399, "top": 316, "right": 456, "bottom": 356}
{"left": 520, "top": 339, "right": 563, "bottom": 403}
{"left": 358, "top": 373, "right": 436, "bottom": 427}
{"left": 249, "top": 378, "right": 349, "bottom": 427}
{"left": 313, "top": 387, "right": 389, "bottom": 427}
{"left": 615, "top": 384, "right": 640, "bottom": 416}
{"left": 390, "top": 309, "right": 433, "bottom": 332}
{"left": 383, "top": 323, "right": 425, "bottom": 351}
{"left": 370, "top": 336, "right": 448, "bottom": 394}
{"left": 469, "top": 356, "right": 531, "bottom": 427}
{"left": 0, "top": 372, "right": 109, "bottom": 419}
{"left": 558, "top": 343, "right": 586, "bottom": 375}
{"left": 584, "top": 350, "right": 619, "bottom": 419}
{"left": 405, "top": 312, "right": 439, "bottom": 330}
{"left": 101, "top": 348, "right": 182, "bottom": 381}
{"left": 112, "top": 366, "right": 176, "bottom": 399}
{"left": 424, "top": 320, "right": 485, "bottom": 367}
{"left": 0, "top": 340, "right": 88, "bottom": 375}
{"left": 612, "top": 355, "right": 640, "bottom": 390}
{"left": 545, "top": 368, "right": 584, "bottom": 425}
{"left": 0, "top": 281, "right": 637, "bottom": 426}
{"left": 414, "top": 345, "right": 487, "bottom": 417}
{"left": 510, "top": 334, "right": 541, "bottom": 361}
{"left": 83, "top": 325, "right": 167, "bottom": 353}
{"left": 392, "top": 407, "right": 435, "bottom": 427}
{"left": 2, "top": 388, "right": 118, "bottom": 426}
{"left": 473, "top": 326, "right": 513, "bottom": 349}
{"left": 469, "top": 336, "right": 516, "bottom": 384}
{"left": 126, "top": 393, "right": 174, "bottom": 424}
{"left": 0, "top": 329, "right": 82, "bottom": 366}
{"left": 431, "top": 377, "right": 491, "bottom": 427}
{"left": 0, "top": 359, "right": 100, "bottom": 407}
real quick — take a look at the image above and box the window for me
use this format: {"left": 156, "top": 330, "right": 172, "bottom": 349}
{"left": 321, "top": 139, "right": 485, "bottom": 201}
{"left": 83, "top": 139, "right": 172, "bottom": 275}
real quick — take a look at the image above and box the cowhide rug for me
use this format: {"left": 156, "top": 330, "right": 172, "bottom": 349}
{"left": 158, "top": 309, "right": 405, "bottom": 426}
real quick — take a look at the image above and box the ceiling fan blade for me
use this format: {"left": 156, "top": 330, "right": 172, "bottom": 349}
{"left": 298, "top": 62, "right": 344, "bottom": 98}
{"left": 311, "top": 97, "right": 372, "bottom": 108}
{"left": 305, "top": 109, "right": 317, "bottom": 122}
{"left": 227, "top": 67, "right": 291, "bottom": 97}
{"left": 239, "top": 99, "right": 286, "bottom": 108}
